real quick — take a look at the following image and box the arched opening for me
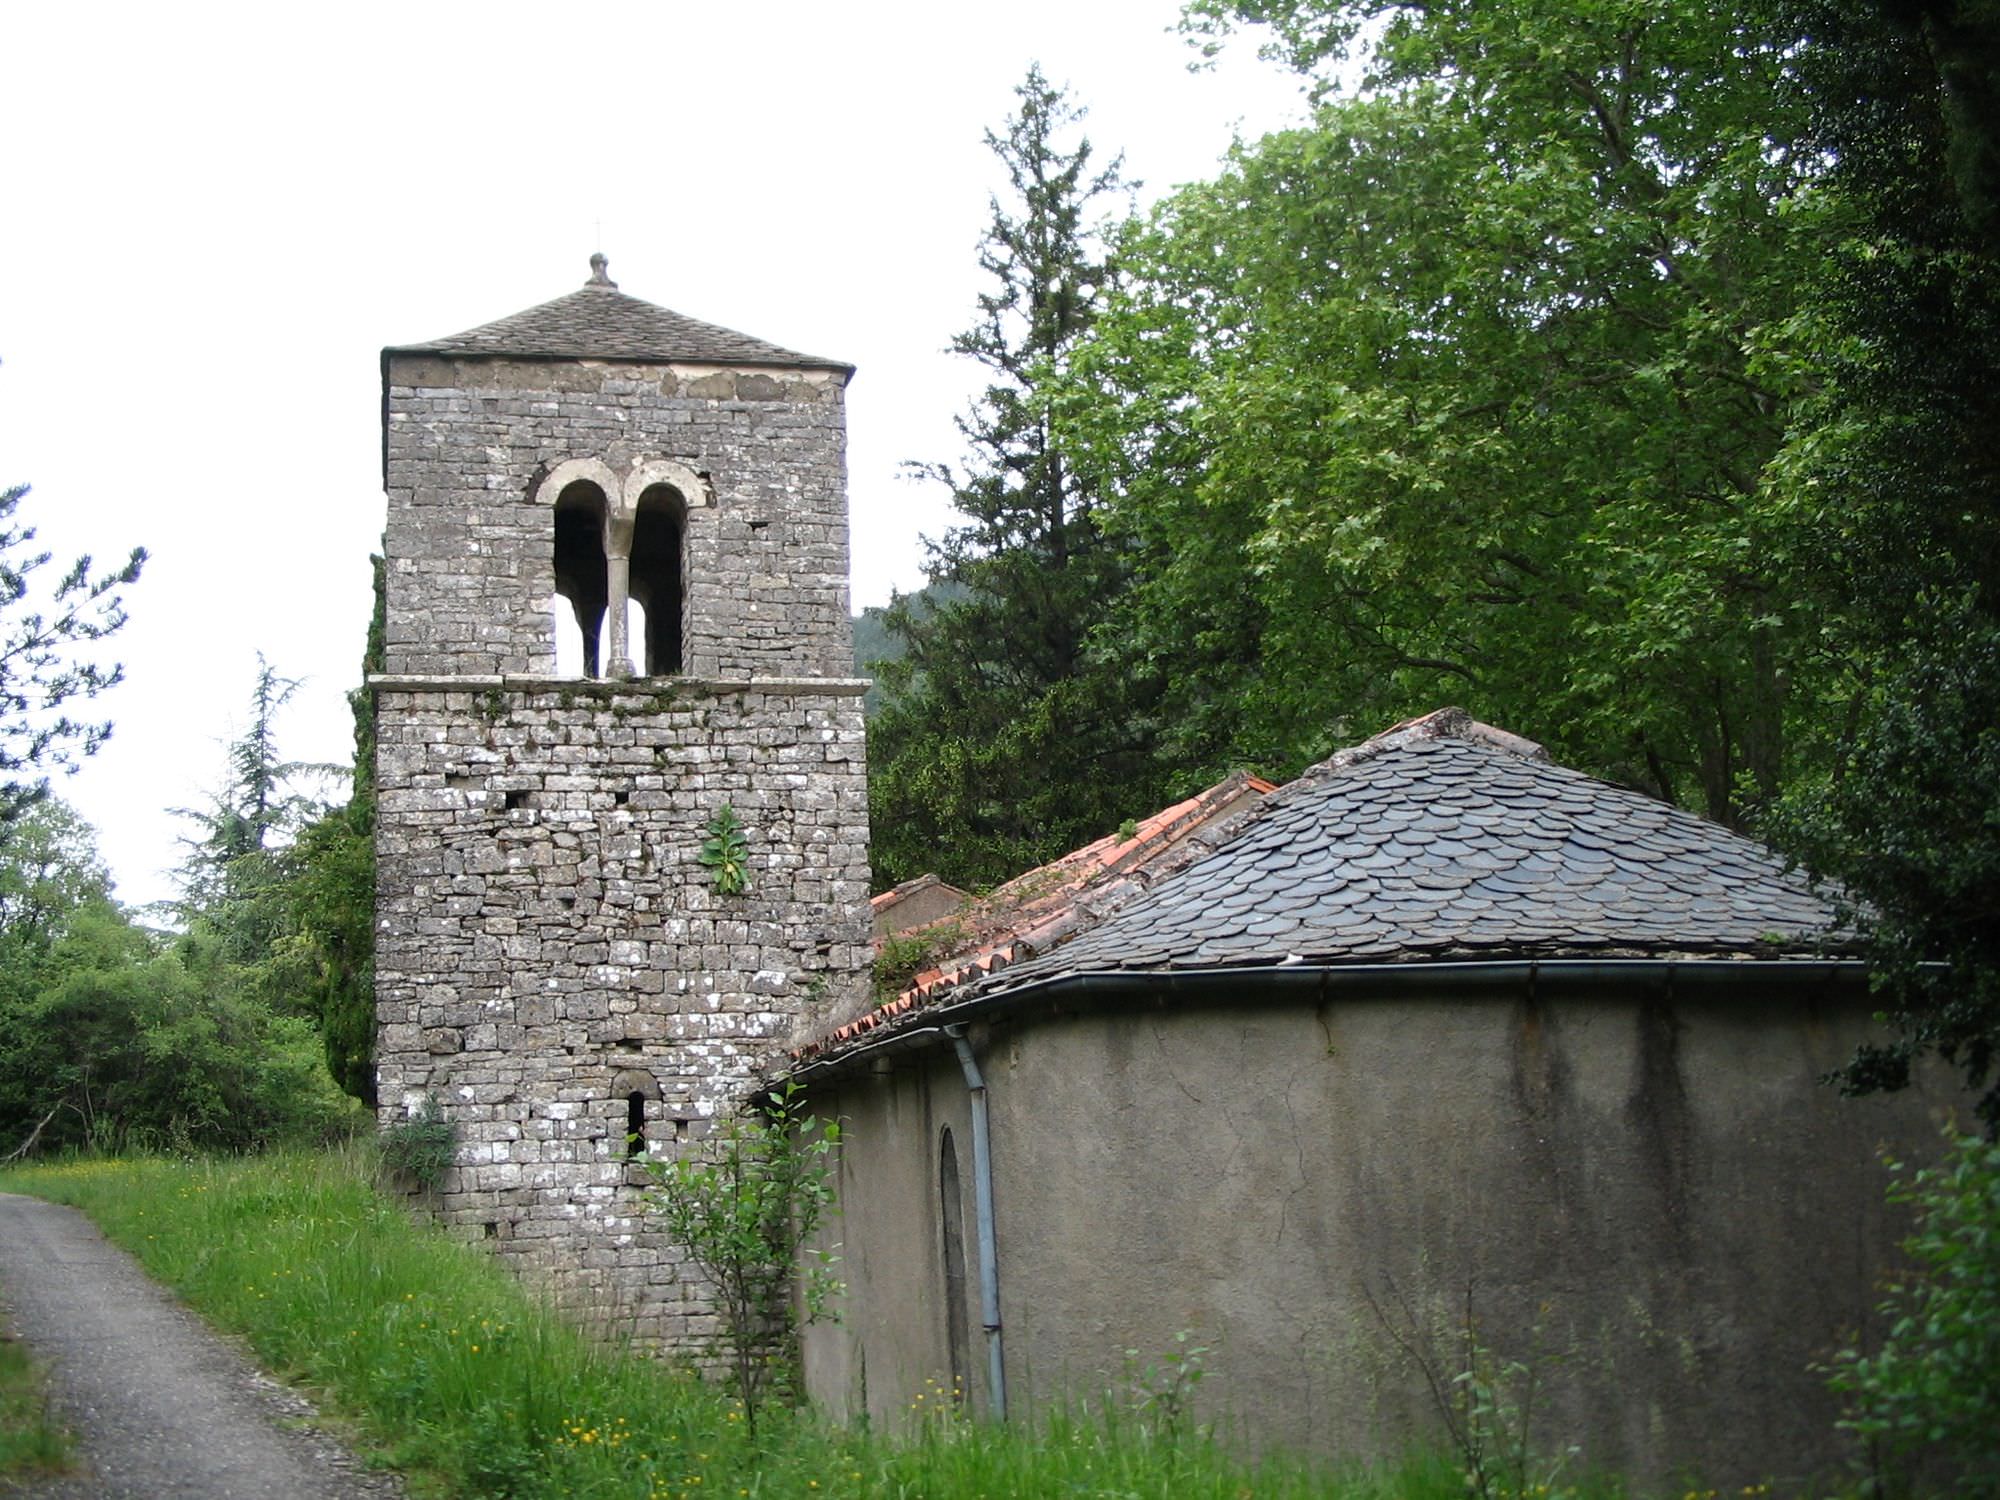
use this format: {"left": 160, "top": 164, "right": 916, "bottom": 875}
{"left": 939, "top": 1126, "right": 972, "bottom": 1405}
{"left": 553, "top": 480, "right": 610, "bottom": 678}
{"left": 630, "top": 483, "right": 686, "bottom": 675}
{"left": 626, "top": 597, "right": 649, "bottom": 675}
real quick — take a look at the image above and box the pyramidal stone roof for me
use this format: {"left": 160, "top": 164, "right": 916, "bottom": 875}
{"left": 996, "top": 708, "right": 1844, "bottom": 981}
{"left": 385, "top": 254, "right": 851, "bottom": 373}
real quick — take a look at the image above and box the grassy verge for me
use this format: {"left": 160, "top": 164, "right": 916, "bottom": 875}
{"left": 0, "top": 1148, "right": 1526, "bottom": 1499}
{"left": 0, "top": 1317, "right": 73, "bottom": 1480}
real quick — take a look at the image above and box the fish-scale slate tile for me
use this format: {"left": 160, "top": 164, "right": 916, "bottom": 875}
{"left": 984, "top": 710, "right": 1847, "bottom": 989}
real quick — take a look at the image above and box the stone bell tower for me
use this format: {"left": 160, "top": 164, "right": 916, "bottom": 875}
{"left": 371, "top": 256, "right": 873, "bottom": 1343}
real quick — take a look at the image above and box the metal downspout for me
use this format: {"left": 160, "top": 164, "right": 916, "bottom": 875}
{"left": 944, "top": 1024, "right": 1006, "bottom": 1422}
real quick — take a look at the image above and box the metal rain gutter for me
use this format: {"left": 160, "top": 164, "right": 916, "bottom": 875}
{"left": 785, "top": 958, "right": 1869, "bottom": 1085}
{"left": 944, "top": 1024, "right": 1007, "bottom": 1423}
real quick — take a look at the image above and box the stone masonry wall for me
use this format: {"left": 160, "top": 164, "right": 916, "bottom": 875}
{"left": 373, "top": 678, "right": 872, "bottom": 1345}
{"left": 381, "top": 354, "right": 852, "bottom": 681}
{"left": 375, "top": 343, "right": 870, "bottom": 1349}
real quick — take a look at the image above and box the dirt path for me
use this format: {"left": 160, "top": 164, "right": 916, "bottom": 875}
{"left": 0, "top": 1193, "right": 405, "bottom": 1500}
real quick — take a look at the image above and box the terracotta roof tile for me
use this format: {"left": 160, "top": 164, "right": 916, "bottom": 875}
{"left": 796, "top": 771, "right": 1276, "bottom": 1061}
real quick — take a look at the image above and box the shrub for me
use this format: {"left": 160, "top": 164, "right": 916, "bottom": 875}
{"left": 6, "top": 929, "right": 357, "bottom": 1154}
{"left": 379, "top": 1094, "right": 457, "bottom": 1192}
{"left": 644, "top": 1081, "right": 839, "bottom": 1432}
{"left": 1827, "top": 1128, "right": 2000, "bottom": 1494}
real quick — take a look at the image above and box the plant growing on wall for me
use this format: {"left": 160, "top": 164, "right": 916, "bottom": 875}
{"left": 643, "top": 1081, "right": 840, "bottom": 1433}
{"left": 379, "top": 1094, "right": 456, "bottom": 1193}
{"left": 697, "top": 804, "right": 751, "bottom": 896}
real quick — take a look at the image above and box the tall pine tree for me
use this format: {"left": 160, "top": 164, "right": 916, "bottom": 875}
{"left": 869, "top": 66, "right": 1167, "bottom": 891}
{"left": 172, "top": 655, "right": 335, "bottom": 963}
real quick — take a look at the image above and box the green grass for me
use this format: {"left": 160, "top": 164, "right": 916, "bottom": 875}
{"left": 0, "top": 1148, "right": 1532, "bottom": 1499}
{"left": 0, "top": 1318, "right": 73, "bottom": 1479}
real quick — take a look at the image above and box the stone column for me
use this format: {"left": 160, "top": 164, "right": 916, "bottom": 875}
{"left": 604, "top": 513, "right": 634, "bottom": 678}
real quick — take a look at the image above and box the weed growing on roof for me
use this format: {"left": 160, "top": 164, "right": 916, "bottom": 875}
{"left": 872, "top": 918, "right": 969, "bottom": 1001}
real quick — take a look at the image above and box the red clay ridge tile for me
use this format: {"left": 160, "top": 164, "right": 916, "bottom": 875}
{"left": 792, "top": 772, "right": 1278, "bottom": 1066}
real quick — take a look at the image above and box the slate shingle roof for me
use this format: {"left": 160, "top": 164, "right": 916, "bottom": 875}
{"left": 790, "top": 709, "right": 1848, "bottom": 1071}
{"left": 385, "top": 258, "right": 851, "bottom": 373}
{"left": 1000, "top": 709, "right": 1841, "bottom": 982}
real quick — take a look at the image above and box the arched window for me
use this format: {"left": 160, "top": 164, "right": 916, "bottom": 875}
{"left": 939, "top": 1126, "right": 972, "bottom": 1405}
{"left": 630, "top": 483, "right": 686, "bottom": 676}
{"left": 553, "top": 480, "right": 610, "bottom": 678}
{"left": 536, "top": 457, "right": 706, "bottom": 680}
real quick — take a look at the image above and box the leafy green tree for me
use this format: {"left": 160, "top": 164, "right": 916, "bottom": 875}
{"left": 275, "top": 795, "right": 376, "bottom": 1103}
{"left": 167, "top": 650, "right": 381, "bottom": 1106}
{"left": 852, "top": 580, "right": 966, "bottom": 717}
{"left": 1827, "top": 1129, "right": 2000, "bottom": 1491}
{"left": 13, "top": 927, "right": 352, "bottom": 1153}
{"left": 1162, "top": 0, "right": 2000, "bottom": 1122}
{"left": 0, "top": 479, "right": 145, "bottom": 829}
{"left": 1761, "top": 0, "right": 2000, "bottom": 1126}
{"left": 1080, "top": 0, "right": 1821, "bottom": 821}
{"left": 271, "top": 554, "right": 382, "bottom": 1103}
{"left": 0, "top": 796, "right": 112, "bottom": 976}
{"left": 0, "top": 798, "right": 130, "bottom": 1153}
{"left": 0, "top": 801, "right": 356, "bottom": 1156}
{"left": 870, "top": 66, "right": 1168, "bottom": 889}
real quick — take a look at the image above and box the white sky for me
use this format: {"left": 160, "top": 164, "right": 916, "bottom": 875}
{"left": 0, "top": 0, "right": 1307, "bottom": 911}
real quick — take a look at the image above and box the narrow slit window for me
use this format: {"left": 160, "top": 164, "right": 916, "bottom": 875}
{"left": 625, "top": 1092, "right": 647, "bottom": 1159}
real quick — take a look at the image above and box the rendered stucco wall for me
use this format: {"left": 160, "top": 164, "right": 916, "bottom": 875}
{"left": 801, "top": 983, "right": 1954, "bottom": 1488}
{"left": 800, "top": 1059, "right": 977, "bottom": 1419}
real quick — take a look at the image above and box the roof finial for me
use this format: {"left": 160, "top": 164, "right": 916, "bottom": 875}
{"left": 586, "top": 252, "right": 617, "bottom": 289}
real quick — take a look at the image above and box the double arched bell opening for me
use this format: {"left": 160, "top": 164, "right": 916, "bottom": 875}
{"left": 540, "top": 457, "right": 712, "bottom": 679}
